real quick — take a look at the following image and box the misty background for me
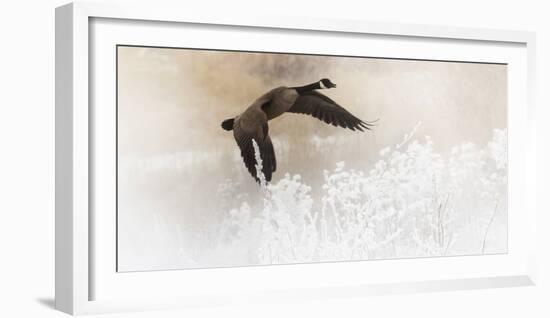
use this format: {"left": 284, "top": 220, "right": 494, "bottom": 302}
{"left": 117, "top": 46, "right": 507, "bottom": 271}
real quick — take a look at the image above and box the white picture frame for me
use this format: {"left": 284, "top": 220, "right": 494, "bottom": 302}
{"left": 55, "top": 1, "right": 537, "bottom": 315}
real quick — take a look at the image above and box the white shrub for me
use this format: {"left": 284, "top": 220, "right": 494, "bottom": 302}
{"left": 199, "top": 125, "right": 508, "bottom": 266}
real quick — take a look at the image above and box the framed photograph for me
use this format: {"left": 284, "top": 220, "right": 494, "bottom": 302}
{"left": 55, "top": 2, "right": 537, "bottom": 315}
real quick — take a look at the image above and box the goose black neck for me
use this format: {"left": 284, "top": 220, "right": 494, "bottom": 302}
{"left": 293, "top": 82, "right": 321, "bottom": 94}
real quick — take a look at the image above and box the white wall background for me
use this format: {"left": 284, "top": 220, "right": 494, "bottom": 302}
{"left": 0, "top": 0, "right": 547, "bottom": 317}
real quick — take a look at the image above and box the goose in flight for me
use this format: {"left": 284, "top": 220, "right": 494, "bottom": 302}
{"left": 221, "top": 78, "right": 374, "bottom": 182}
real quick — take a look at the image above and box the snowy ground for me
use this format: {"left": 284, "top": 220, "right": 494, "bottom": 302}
{"left": 118, "top": 125, "right": 507, "bottom": 270}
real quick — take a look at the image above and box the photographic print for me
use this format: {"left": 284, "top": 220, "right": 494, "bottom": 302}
{"left": 116, "top": 46, "right": 507, "bottom": 272}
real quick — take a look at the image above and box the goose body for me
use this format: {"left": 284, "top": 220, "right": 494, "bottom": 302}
{"left": 222, "top": 78, "right": 374, "bottom": 182}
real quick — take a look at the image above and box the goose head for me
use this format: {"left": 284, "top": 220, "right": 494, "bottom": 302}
{"left": 319, "top": 78, "right": 337, "bottom": 89}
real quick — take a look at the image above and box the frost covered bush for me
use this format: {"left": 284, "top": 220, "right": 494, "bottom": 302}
{"left": 196, "top": 125, "right": 507, "bottom": 267}
{"left": 256, "top": 174, "right": 318, "bottom": 264}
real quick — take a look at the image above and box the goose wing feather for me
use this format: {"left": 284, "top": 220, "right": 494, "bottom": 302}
{"left": 233, "top": 109, "right": 276, "bottom": 182}
{"left": 288, "top": 91, "right": 373, "bottom": 131}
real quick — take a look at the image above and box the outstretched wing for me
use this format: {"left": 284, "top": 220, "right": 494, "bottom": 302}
{"left": 288, "top": 91, "right": 374, "bottom": 131}
{"left": 233, "top": 112, "right": 276, "bottom": 182}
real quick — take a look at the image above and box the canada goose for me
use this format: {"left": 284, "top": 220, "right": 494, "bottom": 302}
{"left": 221, "top": 78, "right": 374, "bottom": 182}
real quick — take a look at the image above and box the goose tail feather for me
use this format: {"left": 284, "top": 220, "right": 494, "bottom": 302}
{"left": 221, "top": 118, "right": 235, "bottom": 131}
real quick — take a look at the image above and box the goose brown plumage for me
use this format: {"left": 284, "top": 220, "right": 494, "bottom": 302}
{"left": 221, "top": 78, "right": 375, "bottom": 183}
